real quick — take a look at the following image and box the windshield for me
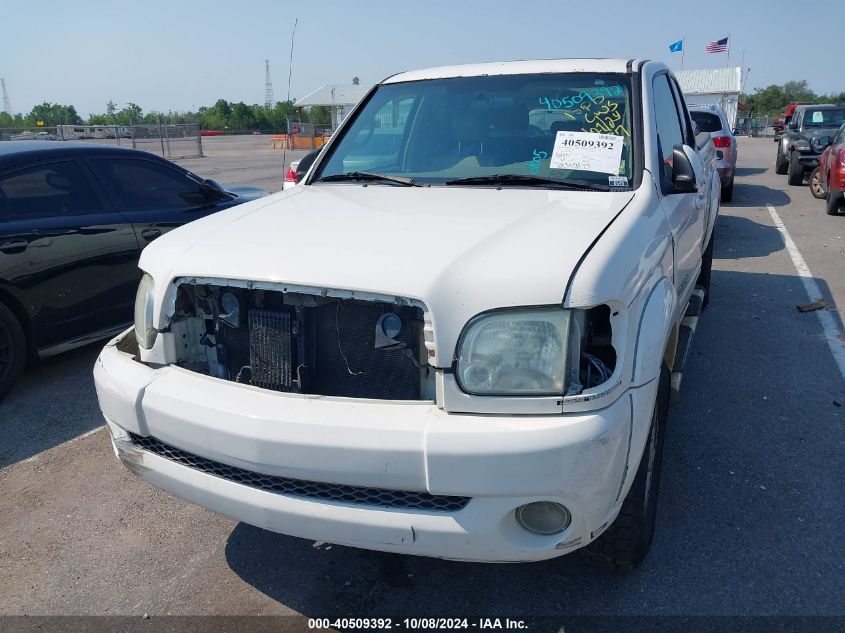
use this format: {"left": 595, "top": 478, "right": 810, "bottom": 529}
{"left": 803, "top": 108, "right": 845, "bottom": 128}
{"left": 314, "top": 73, "right": 635, "bottom": 188}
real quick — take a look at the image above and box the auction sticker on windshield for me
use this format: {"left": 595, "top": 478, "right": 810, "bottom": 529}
{"left": 550, "top": 131, "right": 624, "bottom": 174}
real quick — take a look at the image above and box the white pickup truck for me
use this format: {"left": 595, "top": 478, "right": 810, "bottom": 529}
{"left": 95, "top": 58, "right": 719, "bottom": 569}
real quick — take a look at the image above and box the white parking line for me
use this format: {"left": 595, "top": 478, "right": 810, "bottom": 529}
{"left": 767, "top": 204, "right": 845, "bottom": 381}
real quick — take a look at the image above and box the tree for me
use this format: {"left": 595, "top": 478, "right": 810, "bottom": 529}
{"left": 25, "top": 102, "right": 83, "bottom": 126}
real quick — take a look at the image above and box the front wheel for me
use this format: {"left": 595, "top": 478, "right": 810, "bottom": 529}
{"left": 775, "top": 147, "right": 788, "bottom": 174}
{"left": 810, "top": 168, "right": 827, "bottom": 199}
{"left": 585, "top": 365, "right": 669, "bottom": 571}
{"left": 0, "top": 302, "right": 26, "bottom": 401}
{"left": 827, "top": 191, "right": 843, "bottom": 216}
{"left": 787, "top": 151, "right": 805, "bottom": 186}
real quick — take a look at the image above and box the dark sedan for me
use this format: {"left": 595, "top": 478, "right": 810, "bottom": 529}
{"left": 0, "top": 142, "right": 267, "bottom": 399}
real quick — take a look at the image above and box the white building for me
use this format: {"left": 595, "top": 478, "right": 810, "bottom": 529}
{"left": 295, "top": 83, "right": 372, "bottom": 130}
{"left": 676, "top": 67, "right": 743, "bottom": 129}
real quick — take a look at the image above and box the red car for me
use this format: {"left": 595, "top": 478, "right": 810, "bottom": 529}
{"left": 811, "top": 123, "right": 845, "bottom": 215}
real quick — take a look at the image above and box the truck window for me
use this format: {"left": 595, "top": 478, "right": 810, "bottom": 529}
{"left": 652, "top": 75, "right": 685, "bottom": 189}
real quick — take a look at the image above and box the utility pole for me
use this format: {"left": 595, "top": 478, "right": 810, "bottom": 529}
{"left": 265, "top": 59, "right": 275, "bottom": 109}
{"left": 1, "top": 79, "right": 12, "bottom": 116}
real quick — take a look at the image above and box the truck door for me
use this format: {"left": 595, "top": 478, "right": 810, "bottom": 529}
{"left": 652, "top": 73, "right": 707, "bottom": 310}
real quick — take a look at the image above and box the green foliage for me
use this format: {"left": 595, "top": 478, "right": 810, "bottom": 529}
{"left": 741, "top": 80, "right": 845, "bottom": 116}
{"left": 20, "top": 102, "right": 83, "bottom": 126}
{"left": 5, "top": 96, "right": 330, "bottom": 132}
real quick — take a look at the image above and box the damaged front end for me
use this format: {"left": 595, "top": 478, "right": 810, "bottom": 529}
{"left": 139, "top": 279, "right": 435, "bottom": 401}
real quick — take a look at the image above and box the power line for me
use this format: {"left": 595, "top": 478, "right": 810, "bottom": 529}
{"left": 264, "top": 59, "right": 275, "bottom": 110}
{"left": 1, "top": 79, "right": 12, "bottom": 116}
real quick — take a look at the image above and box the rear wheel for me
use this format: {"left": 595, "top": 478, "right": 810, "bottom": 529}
{"left": 0, "top": 302, "right": 26, "bottom": 401}
{"left": 721, "top": 177, "right": 734, "bottom": 203}
{"left": 586, "top": 365, "right": 669, "bottom": 571}
{"left": 775, "top": 147, "right": 789, "bottom": 174}
{"left": 810, "top": 168, "right": 827, "bottom": 199}
{"left": 787, "top": 151, "right": 805, "bottom": 186}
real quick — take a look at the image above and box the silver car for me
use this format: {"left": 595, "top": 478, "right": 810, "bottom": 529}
{"left": 689, "top": 104, "right": 737, "bottom": 202}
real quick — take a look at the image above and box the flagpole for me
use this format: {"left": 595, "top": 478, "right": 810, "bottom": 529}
{"left": 681, "top": 36, "right": 685, "bottom": 70}
{"left": 726, "top": 33, "right": 731, "bottom": 68}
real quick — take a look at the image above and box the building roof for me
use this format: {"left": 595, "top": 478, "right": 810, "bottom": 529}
{"left": 385, "top": 58, "right": 637, "bottom": 84}
{"left": 676, "top": 67, "right": 742, "bottom": 95}
{"left": 295, "top": 84, "right": 372, "bottom": 107}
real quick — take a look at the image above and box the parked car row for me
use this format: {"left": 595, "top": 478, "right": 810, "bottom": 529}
{"left": 774, "top": 103, "right": 845, "bottom": 215}
{"left": 0, "top": 142, "right": 268, "bottom": 398}
{"left": 809, "top": 123, "right": 845, "bottom": 215}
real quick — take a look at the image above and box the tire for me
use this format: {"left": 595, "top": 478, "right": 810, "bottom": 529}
{"left": 586, "top": 365, "right": 670, "bottom": 571}
{"left": 810, "top": 168, "right": 827, "bottom": 199}
{"left": 697, "top": 234, "right": 714, "bottom": 308}
{"left": 775, "top": 147, "right": 789, "bottom": 174}
{"left": 0, "top": 302, "right": 26, "bottom": 401}
{"left": 827, "top": 191, "right": 843, "bottom": 216}
{"left": 787, "top": 151, "right": 805, "bottom": 186}
{"left": 721, "top": 177, "right": 734, "bottom": 203}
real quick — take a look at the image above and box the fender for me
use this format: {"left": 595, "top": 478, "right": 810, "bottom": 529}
{"left": 631, "top": 275, "right": 676, "bottom": 387}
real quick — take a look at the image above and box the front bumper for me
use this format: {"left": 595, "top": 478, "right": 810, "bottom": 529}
{"left": 95, "top": 329, "right": 658, "bottom": 562}
{"left": 796, "top": 152, "right": 821, "bottom": 168}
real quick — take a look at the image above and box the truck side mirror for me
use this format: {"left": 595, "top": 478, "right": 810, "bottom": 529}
{"left": 296, "top": 148, "right": 323, "bottom": 183}
{"left": 670, "top": 144, "right": 700, "bottom": 193}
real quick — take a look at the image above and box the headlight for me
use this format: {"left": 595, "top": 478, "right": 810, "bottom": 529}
{"left": 456, "top": 308, "right": 571, "bottom": 395}
{"left": 134, "top": 273, "right": 157, "bottom": 349}
{"left": 794, "top": 140, "right": 811, "bottom": 152}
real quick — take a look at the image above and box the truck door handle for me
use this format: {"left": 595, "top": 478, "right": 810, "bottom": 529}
{"left": 141, "top": 228, "right": 162, "bottom": 242}
{"left": 0, "top": 238, "right": 27, "bottom": 254}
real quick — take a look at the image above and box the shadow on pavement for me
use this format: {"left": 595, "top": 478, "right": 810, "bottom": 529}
{"left": 726, "top": 183, "right": 791, "bottom": 207}
{"left": 713, "top": 214, "right": 784, "bottom": 260}
{"left": 0, "top": 343, "right": 103, "bottom": 468}
{"left": 734, "top": 167, "right": 768, "bottom": 177}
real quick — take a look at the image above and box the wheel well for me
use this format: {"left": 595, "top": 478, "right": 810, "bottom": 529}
{"left": 0, "top": 287, "right": 34, "bottom": 356}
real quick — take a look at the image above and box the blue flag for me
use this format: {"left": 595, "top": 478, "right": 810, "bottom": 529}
{"left": 669, "top": 39, "right": 683, "bottom": 53}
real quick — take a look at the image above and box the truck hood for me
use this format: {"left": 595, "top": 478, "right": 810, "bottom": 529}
{"left": 141, "top": 184, "right": 634, "bottom": 365}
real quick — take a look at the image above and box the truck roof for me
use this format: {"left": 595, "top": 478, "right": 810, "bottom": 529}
{"left": 384, "top": 58, "right": 640, "bottom": 84}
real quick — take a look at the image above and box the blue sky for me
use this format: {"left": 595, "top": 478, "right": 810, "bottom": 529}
{"left": 1, "top": 0, "right": 839, "bottom": 116}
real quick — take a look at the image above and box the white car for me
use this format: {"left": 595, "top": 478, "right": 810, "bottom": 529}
{"left": 95, "top": 58, "right": 719, "bottom": 569}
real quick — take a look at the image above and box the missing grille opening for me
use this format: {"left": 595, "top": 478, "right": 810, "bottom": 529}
{"left": 167, "top": 283, "right": 432, "bottom": 401}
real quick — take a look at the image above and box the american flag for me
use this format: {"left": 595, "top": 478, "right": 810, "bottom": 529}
{"left": 705, "top": 37, "right": 729, "bottom": 53}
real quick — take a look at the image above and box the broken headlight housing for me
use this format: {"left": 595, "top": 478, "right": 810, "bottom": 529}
{"left": 134, "top": 273, "right": 157, "bottom": 349}
{"left": 456, "top": 308, "right": 572, "bottom": 396}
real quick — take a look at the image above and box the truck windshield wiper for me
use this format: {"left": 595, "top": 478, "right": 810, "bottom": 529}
{"left": 444, "top": 174, "right": 610, "bottom": 191}
{"left": 313, "top": 171, "right": 420, "bottom": 186}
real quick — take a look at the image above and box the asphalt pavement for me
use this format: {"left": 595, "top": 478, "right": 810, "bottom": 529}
{"left": 0, "top": 137, "right": 842, "bottom": 618}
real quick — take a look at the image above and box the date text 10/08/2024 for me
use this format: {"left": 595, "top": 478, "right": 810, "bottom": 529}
{"left": 307, "top": 617, "right": 529, "bottom": 630}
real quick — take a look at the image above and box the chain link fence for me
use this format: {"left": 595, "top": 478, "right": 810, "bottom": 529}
{"left": 0, "top": 122, "right": 203, "bottom": 158}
